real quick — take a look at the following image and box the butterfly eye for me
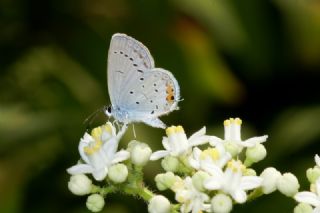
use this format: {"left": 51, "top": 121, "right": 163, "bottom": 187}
{"left": 104, "top": 106, "right": 112, "bottom": 116}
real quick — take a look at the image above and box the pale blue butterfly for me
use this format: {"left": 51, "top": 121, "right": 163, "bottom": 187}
{"left": 104, "top": 33, "right": 180, "bottom": 129}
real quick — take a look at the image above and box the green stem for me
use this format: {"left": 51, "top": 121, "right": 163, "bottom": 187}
{"left": 138, "top": 187, "right": 154, "bottom": 201}
{"left": 247, "top": 188, "right": 264, "bottom": 202}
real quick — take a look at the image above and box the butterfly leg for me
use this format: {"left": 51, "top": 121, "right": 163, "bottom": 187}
{"left": 143, "top": 118, "right": 166, "bottom": 129}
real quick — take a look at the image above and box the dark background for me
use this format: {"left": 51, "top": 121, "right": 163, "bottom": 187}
{"left": 1, "top": 0, "right": 320, "bottom": 212}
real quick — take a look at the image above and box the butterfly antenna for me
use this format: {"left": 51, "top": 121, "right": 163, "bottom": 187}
{"left": 83, "top": 106, "right": 105, "bottom": 131}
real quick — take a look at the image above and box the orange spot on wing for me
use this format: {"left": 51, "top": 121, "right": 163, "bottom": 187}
{"left": 165, "top": 84, "right": 175, "bottom": 104}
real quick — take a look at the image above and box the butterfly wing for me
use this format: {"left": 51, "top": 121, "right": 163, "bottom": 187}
{"left": 107, "top": 33, "right": 154, "bottom": 107}
{"left": 107, "top": 33, "right": 180, "bottom": 127}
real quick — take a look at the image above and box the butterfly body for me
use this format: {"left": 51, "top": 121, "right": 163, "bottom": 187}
{"left": 106, "top": 33, "right": 180, "bottom": 129}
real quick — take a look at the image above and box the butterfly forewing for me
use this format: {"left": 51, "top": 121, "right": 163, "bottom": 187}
{"left": 107, "top": 33, "right": 154, "bottom": 107}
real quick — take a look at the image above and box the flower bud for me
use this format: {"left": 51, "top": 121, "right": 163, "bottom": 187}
{"left": 161, "top": 156, "right": 179, "bottom": 172}
{"left": 86, "top": 194, "right": 105, "bottom": 212}
{"left": 192, "top": 171, "right": 210, "bottom": 192}
{"left": 306, "top": 167, "right": 320, "bottom": 184}
{"left": 155, "top": 172, "right": 177, "bottom": 191}
{"left": 108, "top": 163, "right": 128, "bottom": 183}
{"left": 224, "top": 142, "right": 240, "bottom": 157}
{"left": 148, "top": 195, "right": 171, "bottom": 213}
{"left": 128, "top": 140, "right": 152, "bottom": 166}
{"left": 260, "top": 167, "right": 281, "bottom": 194}
{"left": 293, "top": 203, "right": 313, "bottom": 213}
{"left": 211, "top": 193, "right": 233, "bottom": 213}
{"left": 277, "top": 173, "right": 300, "bottom": 197}
{"left": 244, "top": 144, "right": 266, "bottom": 166}
{"left": 68, "top": 174, "right": 92, "bottom": 196}
{"left": 243, "top": 168, "right": 256, "bottom": 176}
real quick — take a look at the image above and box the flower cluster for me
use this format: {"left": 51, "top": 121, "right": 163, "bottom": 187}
{"left": 294, "top": 155, "right": 320, "bottom": 213}
{"left": 151, "top": 118, "right": 271, "bottom": 212}
{"left": 66, "top": 118, "right": 315, "bottom": 213}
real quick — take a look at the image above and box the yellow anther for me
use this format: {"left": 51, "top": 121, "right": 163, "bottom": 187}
{"left": 235, "top": 117, "right": 242, "bottom": 125}
{"left": 224, "top": 119, "right": 231, "bottom": 126}
{"left": 83, "top": 140, "right": 102, "bottom": 155}
{"left": 91, "top": 126, "right": 102, "bottom": 141}
{"left": 241, "top": 165, "right": 246, "bottom": 173}
{"left": 201, "top": 148, "right": 220, "bottom": 161}
{"left": 103, "top": 124, "right": 113, "bottom": 134}
{"left": 227, "top": 161, "right": 233, "bottom": 169}
{"left": 166, "top": 126, "right": 176, "bottom": 136}
{"left": 176, "top": 125, "right": 185, "bottom": 133}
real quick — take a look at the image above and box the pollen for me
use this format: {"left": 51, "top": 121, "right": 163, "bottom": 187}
{"left": 91, "top": 126, "right": 103, "bottom": 141}
{"left": 235, "top": 118, "right": 242, "bottom": 125}
{"left": 224, "top": 117, "right": 242, "bottom": 126}
{"left": 200, "top": 148, "right": 220, "bottom": 161}
{"left": 83, "top": 140, "right": 102, "bottom": 155}
{"left": 166, "top": 126, "right": 176, "bottom": 135}
{"left": 103, "top": 123, "right": 113, "bottom": 134}
{"left": 224, "top": 119, "right": 231, "bottom": 126}
{"left": 176, "top": 125, "right": 184, "bottom": 133}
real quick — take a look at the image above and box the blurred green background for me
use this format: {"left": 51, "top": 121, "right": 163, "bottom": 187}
{"left": 1, "top": 0, "right": 320, "bottom": 212}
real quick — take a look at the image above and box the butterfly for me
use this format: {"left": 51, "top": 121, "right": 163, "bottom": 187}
{"left": 104, "top": 33, "right": 180, "bottom": 129}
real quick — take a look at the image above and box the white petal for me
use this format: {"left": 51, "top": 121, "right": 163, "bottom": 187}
{"left": 103, "top": 137, "right": 118, "bottom": 157}
{"left": 189, "top": 135, "right": 211, "bottom": 146}
{"left": 232, "top": 189, "right": 247, "bottom": 203}
{"left": 188, "top": 127, "right": 206, "bottom": 141}
{"left": 316, "top": 179, "right": 320, "bottom": 195}
{"left": 189, "top": 158, "right": 200, "bottom": 170}
{"left": 150, "top": 150, "right": 170, "bottom": 160}
{"left": 92, "top": 167, "right": 108, "bottom": 181}
{"left": 202, "top": 163, "right": 224, "bottom": 177}
{"left": 315, "top": 155, "right": 320, "bottom": 167}
{"left": 78, "top": 133, "right": 93, "bottom": 164}
{"left": 207, "top": 136, "right": 224, "bottom": 146}
{"left": 162, "top": 137, "right": 171, "bottom": 151}
{"left": 204, "top": 177, "right": 222, "bottom": 190}
{"left": 111, "top": 150, "right": 130, "bottom": 164}
{"left": 240, "top": 176, "right": 262, "bottom": 190}
{"left": 67, "top": 164, "right": 94, "bottom": 175}
{"left": 295, "top": 192, "right": 320, "bottom": 207}
{"left": 244, "top": 135, "right": 268, "bottom": 146}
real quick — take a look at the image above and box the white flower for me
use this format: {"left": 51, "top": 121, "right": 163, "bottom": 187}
{"left": 150, "top": 126, "right": 211, "bottom": 160}
{"left": 204, "top": 160, "right": 262, "bottom": 203}
{"left": 148, "top": 195, "right": 171, "bottom": 213}
{"left": 155, "top": 172, "right": 178, "bottom": 191}
{"left": 108, "top": 163, "right": 128, "bottom": 183}
{"left": 316, "top": 155, "right": 320, "bottom": 168}
{"left": 128, "top": 140, "right": 152, "bottom": 166}
{"left": 294, "top": 203, "right": 313, "bottom": 213}
{"left": 209, "top": 118, "right": 268, "bottom": 148}
{"left": 67, "top": 122, "right": 130, "bottom": 181}
{"left": 295, "top": 178, "right": 320, "bottom": 212}
{"left": 68, "top": 174, "right": 92, "bottom": 196}
{"left": 211, "top": 193, "right": 233, "bottom": 213}
{"left": 173, "top": 177, "right": 210, "bottom": 213}
{"left": 260, "top": 167, "right": 282, "bottom": 194}
{"left": 277, "top": 173, "right": 300, "bottom": 197}
{"left": 307, "top": 155, "right": 320, "bottom": 184}
{"left": 86, "top": 194, "right": 105, "bottom": 212}
{"left": 189, "top": 144, "right": 231, "bottom": 171}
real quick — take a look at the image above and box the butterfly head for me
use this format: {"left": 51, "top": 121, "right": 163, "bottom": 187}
{"left": 104, "top": 105, "right": 112, "bottom": 117}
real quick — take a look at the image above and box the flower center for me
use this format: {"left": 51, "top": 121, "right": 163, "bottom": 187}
{"left": 200, "top": 148, "right": 220, "bottom": 161}
{"left": 83, "top": 139, "right": 102, "bottom": 155}
{"left": 226, "top": 160, "right": 245, "bottom": 173}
